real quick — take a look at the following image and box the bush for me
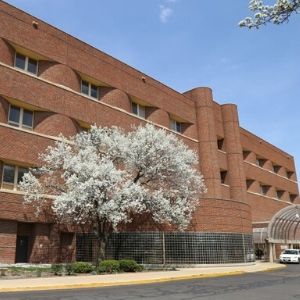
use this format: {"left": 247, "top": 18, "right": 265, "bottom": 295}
{"left": 65, "top": 263, "right": 74, "bottom": 275}
{"left": 51, "top": 264, "right": 63, "bottom": 275}
{"left": 71, "top": 262, "right": 94, "bottom": 274}
{"left": 98, "top": 260, "right": 120, "bottom": 274}
{"left": 119, "top": 259, "right": 143, "bottom": 272}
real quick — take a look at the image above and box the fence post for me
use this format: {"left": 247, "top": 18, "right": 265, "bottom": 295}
{"left": 162, "top": 232, "right": 166, "bottom": 265}
{"left": 242, "top": 234, "right": 247, "bottom": 263}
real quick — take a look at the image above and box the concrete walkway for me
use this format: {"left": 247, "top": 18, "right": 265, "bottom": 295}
{"left": 0, "top": 261, "right": 285, "bottom": 293}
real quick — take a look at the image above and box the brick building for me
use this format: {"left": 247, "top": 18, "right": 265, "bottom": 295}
{"left": 0, "top": 1, "right": 298, "bottom": 264}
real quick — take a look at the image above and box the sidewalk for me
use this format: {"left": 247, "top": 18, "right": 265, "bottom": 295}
{"left": 0, "top": 261, "right": 285, "bottom": 293}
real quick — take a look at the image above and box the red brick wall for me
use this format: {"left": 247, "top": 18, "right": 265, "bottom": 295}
{"left": 34, "top": 112, "right": 80, "bottom": 137}
{"left": 124, "top": 198, "right": 253, "bottom": 234}
{"left": 0, "top": 96, "right": 8, "bottom": 123}
{"left": 100, "top": 87, "right": 131, "bottom": 113}
{"left": 0, "top": 220, "right": 17, "bottom": 263}
{"left": 0, "top": 0, "right": 298, "bottom": 263}
{"left": 38, "top": 61, "right": 81, "bottom": 91}
{"left": 0, "top": 4, "right": 196, "bottom": 124}
{"left": 0, "top": 38, "right": 14, "bottom": 66}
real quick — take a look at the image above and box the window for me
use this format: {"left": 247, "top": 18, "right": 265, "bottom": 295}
{"left": 15, "top": 53, "right": 38, "bottom": 75}
{"left": 246, "top": 179, "right": 254, "bottom": 190}
{"left": 243, "top": 150, "right": 251, "bottom": 160}
{"left": 8, "top": 105, "right": 33, "bottom": 130}
{"left": 131, "top": 102, "right": 145, "bottom": 119}
{"left": 220, "top": 171, "right": 227, "bottom": 184}
{"left": 256, "top": 158, "right": 266, "bottom": 168}
{"left": 1, "top": 164, "right": 28, "bottom": 191}
{"left": 273, "top": 164, "right": 281, "bottom": 174}
{"left": 81, "top": 80, "right": 98, "bottom": 99}
{"left": 217, "top": 138, "right": 225, "bottom": 151}
{"left": 170, "top": 119, "right": 182, "bottom": 133}
{"left": 287, "top": 171, "right": 294, "bottom": 179}
{"left": 290, "top": 194, "right": 298, "bottom": 203}
{"left": 260, "top": 184, "right": 270, "bottom": 196}
{"left": 276, "top": 190, "right": 284, "bottom": 199}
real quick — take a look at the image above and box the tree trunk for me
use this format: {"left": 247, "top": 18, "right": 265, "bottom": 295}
{"left": 94, "top": 219, "right": 109, "bottom": 266}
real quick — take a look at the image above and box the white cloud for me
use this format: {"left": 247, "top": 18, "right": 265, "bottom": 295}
{"left": 159, "top": 5, "right": 173, "bottom": 23}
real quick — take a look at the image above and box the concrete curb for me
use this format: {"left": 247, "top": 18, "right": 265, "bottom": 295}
{"left": 0, "top": 264, "right": 286, "bottom": 293}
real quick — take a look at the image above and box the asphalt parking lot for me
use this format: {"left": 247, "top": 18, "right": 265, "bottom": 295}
{"left": 1, "top": 263, "right": 300, "bottom": 300}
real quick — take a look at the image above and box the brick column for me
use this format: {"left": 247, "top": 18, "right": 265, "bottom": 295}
{"left": 221, "top": 104, "right": 247, "bottom": 202}
{"left": 184, "top": 87, "right": 222, "bottom": 198}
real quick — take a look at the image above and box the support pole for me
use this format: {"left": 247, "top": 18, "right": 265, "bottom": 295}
{"left": 162, "top": 232, "right": 166, "bottom": 265}
{"left": 269, "top": 243, "right": 274, "bottom": 262}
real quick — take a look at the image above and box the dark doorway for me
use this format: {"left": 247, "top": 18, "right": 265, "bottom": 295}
{"left": 15, "top": 235, "right": 29, "bottom": 263}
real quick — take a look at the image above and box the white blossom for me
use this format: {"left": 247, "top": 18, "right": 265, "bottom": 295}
{"left": 20, "top": 124, "right": 206, "bottom": 260}
{"left": 239, "top": 0, "right": 300, "bottom": 28}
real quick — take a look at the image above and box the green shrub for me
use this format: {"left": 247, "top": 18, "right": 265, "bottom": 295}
{"left": 36, "top": 269, "right": 42, "bottom": 277}
{"left": 119, "top": 259, "right": 143, "bottom": 272}
{"left": 65, "top": 263, "right": 74, "bottom": 275}
{"left": 71, "top": 262, "right": 94, "bottom": 274}
{"left": 51, "top": 264, "right": 63, "bottom": 275}
{"left": 98, "top": 260, "right": 120, "bottom": 274}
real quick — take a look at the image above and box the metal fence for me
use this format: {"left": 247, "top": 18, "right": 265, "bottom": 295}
{"left": 76, "top": 232, "right": 254, "bottom": 264}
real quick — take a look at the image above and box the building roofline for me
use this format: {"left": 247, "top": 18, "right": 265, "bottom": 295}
{"left": 0, "top": 0, "right": 196, "bottom": 107}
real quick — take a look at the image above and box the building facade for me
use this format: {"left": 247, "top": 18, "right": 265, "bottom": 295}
{"left": 0, "top": 1, "right": 298, "bottom": 264}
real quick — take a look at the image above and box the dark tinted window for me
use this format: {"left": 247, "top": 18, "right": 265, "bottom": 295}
{"left": 81, "top": 81, "right": 89, "bottom": 95}
{"left": 218, "top": 139, "right": 225, "bottom": 151}
{"left": 8, "top": 105, "right": 20, "bottom": 125}
{"left": 22, "top": 109, "right": 33, "bottom": 128}
{"left": 132, "top": 102, "right": 138, "bottom": 115}
{"left": 220, "top": 171, "right": 227, "bottom": 184}
{"left": 27, "top": 58, "right": 38, "bottom": 74}
{"left": 3, "top": 165, "right": 15, "bottom": 184}
{"left": 17, "top": 167, "right": 28, "bottom": 184}
{"left": 176, "top": 122, "right": 181, "bottom": 133}
{"left": 283, "top": 250, "right": 299, "bottom": 255}
{"left": 15, "top": 53, "right": 26, "bottom": 70}
{"left": 90, "top": 84, "right": 98, "bottom": 99}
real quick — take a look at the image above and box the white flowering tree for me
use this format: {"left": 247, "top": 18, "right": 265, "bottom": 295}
{"left": 239, "top": 0, "right": 300, "bottom": 28}
{"left": 20, "top": 124, "right": 206, "bottom": 264}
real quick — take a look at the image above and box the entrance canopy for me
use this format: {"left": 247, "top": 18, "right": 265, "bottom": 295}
{"left": 268, "top": 205, "right": 300, "bottom": 244}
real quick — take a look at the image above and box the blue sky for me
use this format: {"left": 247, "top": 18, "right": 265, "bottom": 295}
{"left": 5, "top": 0, "right": 300, "bottom": 173}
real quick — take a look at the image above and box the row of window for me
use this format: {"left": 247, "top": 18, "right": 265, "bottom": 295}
{"left": 1, "top": 162, "right": 298, "bottom": 204}
{"left": 218, "top": 140, "right": 295, "bottom": 180}
{"left": 246, "top": 179, "right": 297, "bottom": 202}
{"left": 5, "top": 101, "right": 183, "bottom": 135}
{"left": 131, "top": 102, "right": 182, "bottom": 133}
{"left": 15, "top": 52, "right": 100, "bottom": 101}
{"left": 243, "top": 150, "right": 295, "bottom": 180}
{"left": 220, "top": 171, "right": 297, "bottom": 202}
{"left": 218, "top": 143, "right": 295, "bottom": 181}
{"left": 13, "top": 52, "right": 184, "bottom": 134}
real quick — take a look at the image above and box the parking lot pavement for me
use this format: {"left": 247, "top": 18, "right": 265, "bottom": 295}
{"left": 0, "top": 261, "right": 284, "bottom": 294}
{"left": 0, "top": 263, "right": 299, "bottom": 300}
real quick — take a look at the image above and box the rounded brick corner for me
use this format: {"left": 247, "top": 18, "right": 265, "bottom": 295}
{"left": 189, "top": 198, "right": 253, "bottom": 234}
{"left": 38, "top": 61, "right": 81, "bottom": 91}
{"left": 183, "top": 87, "right": 213, "bottom": 106}
{"left": 146, "top": 107, "right": 169, "bottom": 128}
{"left": 100, "top": 87, "right": 131, "bottom": 112}
{"left": 34, "top": 112, "right": 80, "bottom": 137}
{"left": 182, "top": 123, "right": 197, "bottom": 139}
